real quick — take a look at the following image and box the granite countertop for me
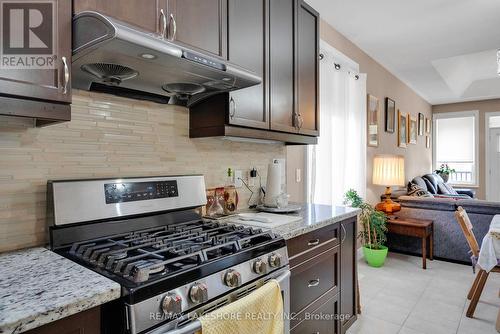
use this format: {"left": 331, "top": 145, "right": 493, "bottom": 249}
{"left": 0, "top": 248, "right": 121, "bottom": 334}
{"left": 269, "top": 203, "right": 360, "bottom": 239}
{"left": 224, "top": 203, "right": 360, "bottom": 239}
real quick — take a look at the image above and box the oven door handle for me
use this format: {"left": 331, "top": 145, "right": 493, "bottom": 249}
{"left": 161, "top": 270, "right": 291, "bottom": 334}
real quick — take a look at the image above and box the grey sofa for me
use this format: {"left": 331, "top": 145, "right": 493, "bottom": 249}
{"left": 387, "top": 196, "right": 500, "bottom": 264}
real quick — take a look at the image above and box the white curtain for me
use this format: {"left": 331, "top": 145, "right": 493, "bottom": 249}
{"left": 307, "top": 46, "right": 367, "bottom": 206}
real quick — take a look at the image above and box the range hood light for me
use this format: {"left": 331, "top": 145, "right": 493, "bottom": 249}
{"left": 140, "top": 53, "right": 156, "bottom": 60}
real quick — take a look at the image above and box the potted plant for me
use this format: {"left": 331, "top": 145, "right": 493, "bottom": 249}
{"left": 434, "top": 164, "right": 456, "bottom": 183}
{"left": 344, "top": 189, "right": 388, "bottom": 267}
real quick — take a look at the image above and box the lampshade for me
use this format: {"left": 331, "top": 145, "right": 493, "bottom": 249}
{"left": 372, "top": 155, "right": 405, "bottom": 186}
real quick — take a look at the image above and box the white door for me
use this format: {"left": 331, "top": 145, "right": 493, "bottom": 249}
{"left": 488, "top": 128, "right": 500, "bottom": 201}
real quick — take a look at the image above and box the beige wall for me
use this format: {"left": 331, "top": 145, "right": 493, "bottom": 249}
{"left": 317, "top": 20, "right": 433, "bottom": 204}
{"left": 0, "top": 90, "right": 285, "bottom": 253}
{"left": 433, "top": 99, "right": 500, "bottom": 200}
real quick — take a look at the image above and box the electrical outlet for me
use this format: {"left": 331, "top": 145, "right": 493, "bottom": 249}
{"left": 234, "top": 170, "right": 243, "bottom": 188}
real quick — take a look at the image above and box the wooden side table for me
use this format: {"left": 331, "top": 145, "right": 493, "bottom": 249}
{"left": 386, "top": 217, "right": 434, "bottom": 269}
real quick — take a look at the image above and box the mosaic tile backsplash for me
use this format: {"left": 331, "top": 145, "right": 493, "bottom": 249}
{"left": 0, "top": 90, "right": 285, "bottom": 252}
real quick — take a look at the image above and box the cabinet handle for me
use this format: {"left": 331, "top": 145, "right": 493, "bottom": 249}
{"left": 61, "top": 56, "right": 69, "bottom": 94}
{"left": 159, "top": 9, "right": 167, "bottom": 38}
{"left": 307, "top": 239, "right": 320, "bottom": 246}
{"left": 308, "top": 279, "right": 320, "bottom": 288}
{"left": 341, "top": 223, "right": 346, "bottom": 244}
{"left": 297, "top": 114, "right": 304, "bottom": 131}
{"left": 169, "top": 13, "right": 177, "bottom": 41}
{"left": 229, "top": 97, "right": 236, "bottom": 119}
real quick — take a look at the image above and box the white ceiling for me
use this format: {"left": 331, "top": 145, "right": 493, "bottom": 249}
{"left": 308, "top": 0, "right": 500, "bottom": 105}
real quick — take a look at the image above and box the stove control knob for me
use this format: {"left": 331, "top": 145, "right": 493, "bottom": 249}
{"left": 268, "top": 253, "right": 282, "bottom": 268}
{"left": 162, "top": 293, "right": 182, "bottom": 316}
{"left": 189, "top": 283, "right": 208, "bottom": 304}
{"left": 253, "top": 259, "right": 267, "bottom": 274}
{"left": 224, "top": 269, "right": 241, "bottom": 287}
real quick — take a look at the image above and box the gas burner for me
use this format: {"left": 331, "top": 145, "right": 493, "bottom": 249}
{"left": 131, "top": 259, "right": 166, "bottom": 283}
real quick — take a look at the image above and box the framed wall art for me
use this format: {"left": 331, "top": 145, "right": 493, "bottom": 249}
{"left": 426, "top": 118, "right": 431, "bottom": 134}
{"left": 385, "top": 97, "right": 396, "bottom": 133}
{"left": 398, "top": 110, "right": 407, "bottom": 148}
{"left": 426, "top": 136, "right": 431, "bottom": 149}
{"left": 367, "top": 94, "right": 379, "bottom": 147}
{"left": 418, "top": 113, "right": 424, "bottom": 136}
{"left": 408, "top": 115, "right": 418, "bottom": 144}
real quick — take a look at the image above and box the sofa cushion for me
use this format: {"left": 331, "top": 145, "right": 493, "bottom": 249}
{"left": 423, "top": 174, "right": 444, "bottom": 194}
{"left": 411, "top": 176, "right": 428, "bottom": 191}
{"left": 456, "top": 199, "right": 500, "bottom": 215}
{"left": 407, "top": 182, "right": 434, "bottom": 198}
{"left": 438, "top": 183, "right": 459, "bottom": 195}
{"left": 399, "top": 196, "right": 456, "bottom": 211}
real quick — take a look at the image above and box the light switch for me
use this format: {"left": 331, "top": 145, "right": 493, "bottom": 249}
{"left": 296, "top": 168, "right": 301, "bottom": 183}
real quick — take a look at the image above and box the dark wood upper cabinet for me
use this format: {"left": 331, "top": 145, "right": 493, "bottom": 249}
{"left": 0, "top": 0, "right": 71, "bottom": 126}
{"left": 269, "top": 0, "right": 296, "bottom": 133}
{"left": 296, "top": 0, "right": 319, "bottom": 136}
{"left": 340, "top": 219, "right": 358, "bottom": 333}
{"left": 188, "top": 0, "right": 320, "bottom": 144}
{"left": 73, "top": 0, "right": 168, "bottom": 34}
{"left": 167, "top": 0, "right": 227, "bottom": 59}
{"left": 226, "top": 0, "right": 268, "bottom": 129}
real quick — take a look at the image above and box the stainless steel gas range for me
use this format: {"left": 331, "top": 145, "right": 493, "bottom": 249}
{"left": 47, "top": 175, "right": 290, "bottom": 334}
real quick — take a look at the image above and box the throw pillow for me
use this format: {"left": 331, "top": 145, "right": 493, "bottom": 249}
{"left": 407, "top": 182, "right": 434, "bottom": 198}
{"left": 438, "top": 183, "right": 459, "bottom": 195}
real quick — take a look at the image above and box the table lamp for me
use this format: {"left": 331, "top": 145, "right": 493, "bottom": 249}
{"left": 373, "top": 154, "right": 405, "bottom": 214}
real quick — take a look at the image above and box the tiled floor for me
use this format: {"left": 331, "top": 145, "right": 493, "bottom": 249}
{"left": 348, "top": 252, "right": 500, "bottom": 334}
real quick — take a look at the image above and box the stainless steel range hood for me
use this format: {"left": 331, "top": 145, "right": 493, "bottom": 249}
{"left": 72, "top": 11, "right": 261, "bottom": 107}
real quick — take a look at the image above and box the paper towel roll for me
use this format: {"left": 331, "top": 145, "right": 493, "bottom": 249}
{"left": 264, "top": 161, "right": 282, "bottom": 207}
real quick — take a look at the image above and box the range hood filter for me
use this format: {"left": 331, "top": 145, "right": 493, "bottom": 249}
{"left": 81, "top": 63, "right": 139, "bottom": 85}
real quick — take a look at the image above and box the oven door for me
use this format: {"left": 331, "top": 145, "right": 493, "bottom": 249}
{"left": 147, "top": 268, "right": 290, "bottom": 334}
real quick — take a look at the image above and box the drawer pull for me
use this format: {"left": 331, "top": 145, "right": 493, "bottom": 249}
{"left": 308, "top": 279, "right": 320, "bottom": 288}
{"left": 307, "top": 239, "right": 320, "bottom": 246}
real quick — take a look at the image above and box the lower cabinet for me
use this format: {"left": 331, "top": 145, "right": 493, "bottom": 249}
{"left": 291, "top": 289, "right": 339, "bottom": 334}
{"left": 288, "top": 218, "right": 357, "bottom": 334}
{"left": 24, "top": 306, "right": 100, "bottom": 334}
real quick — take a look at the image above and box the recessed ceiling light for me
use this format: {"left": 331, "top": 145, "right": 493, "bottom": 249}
{"left": 140, "top": 53, "right": 156, "bottom": 59}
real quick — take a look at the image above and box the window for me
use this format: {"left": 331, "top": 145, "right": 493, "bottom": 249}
{"left": 433, "top": 111, "right": 479, "bottom": 186}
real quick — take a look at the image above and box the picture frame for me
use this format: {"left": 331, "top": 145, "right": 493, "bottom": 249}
{"left": 408, "top": 115, "right": 418, "bottom": 145}
{"left": 426, "top": 136, "right": 431, "bottom": 149}
{"left": 398, "top": 110, "right": 407, "bottom": 148}
{"left": 385, "top": 97, "right": 396, "bottom": 133}
{"left": 426, "top": 118, "right": 431, "bottom": 134}
{"left": 367, "top": 94, "right": 379, "bottom": 147}
{"left": 418, "top": 113, "right": 424, "bottom": 136}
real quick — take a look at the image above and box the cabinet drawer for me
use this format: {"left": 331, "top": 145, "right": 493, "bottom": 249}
{"left": 290, "top": 246, "right": 339, "bottom": 314}
{"left": 287, "top": 223, "right": 339, "bottom": 259}
{"left": 291, "top": 290, "right": 339, "bottom": 334}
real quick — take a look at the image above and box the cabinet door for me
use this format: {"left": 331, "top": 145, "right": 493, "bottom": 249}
{"left": 340, "top": 219, "right": 357, "bottom": 333}
{"left": 0, "top": 0, "right": 72, "bottom": 103}
{"left": 25, "top": 306, "right": 100, "bottom": 334}
{"left": 167, "top": 0, "right": 227, "bottom": 59}
{"left": 296, "top": 0, "right": 319, "bottom": 136}
{"left": 291, "top": 292, "right": 339, "bottom": 334}
{"left": 269, "top": 0, "right": 296, "bottom": 133}
{"left": 227, "top": 0, "right": 268, "bottom": 129}
{"left": 73, "top": 0, "right": 166, "bottom": 34}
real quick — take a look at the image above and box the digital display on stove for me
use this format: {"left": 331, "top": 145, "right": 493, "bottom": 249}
{"left": 104, "top": 181, "right": 178, "bottom": 204}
